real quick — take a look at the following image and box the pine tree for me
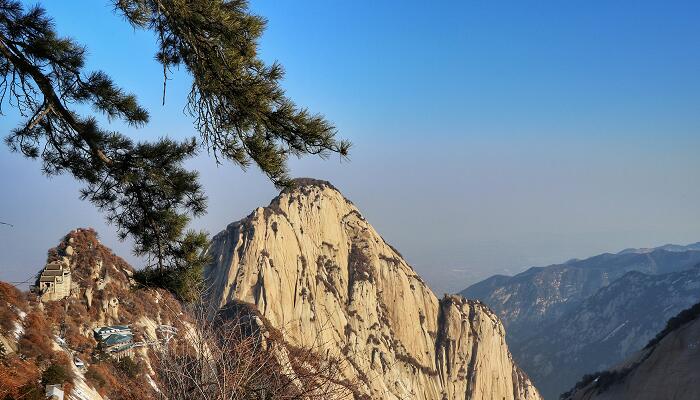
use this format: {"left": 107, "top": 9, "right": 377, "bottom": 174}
{"left": 0, "top": 1, "right": 349, "bottom": 300}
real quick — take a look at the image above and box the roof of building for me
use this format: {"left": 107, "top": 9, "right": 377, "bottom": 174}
{"left": 94, "top": 325, "right": 131, "bottom": 336}
{"left": 107, "top": 343, "right": 134, "bottom": 353}
{"left": 102, "top": 334, "right": 133, "bottom": 346}
{"left": 95, "top": 325, "right": 130, "bottom": 331}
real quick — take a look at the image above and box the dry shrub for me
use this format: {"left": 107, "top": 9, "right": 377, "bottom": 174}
{"left": 0, "top": 282, "right": 25, "bottom": 334}
{"left": 63, "top": 303, "right": 97, "bottom": 356}
{"left": 86, "top": 361, "right": 154, "bottom": 400}
{"left": 42, "top": 298, "right": 64, "bottom": 326}
{"left": 85, "top": 364, "right": 110, "bottom": 392}
{"left": 0, "top": 355, "right": 40, "bottom": 399}
{"left": 152, "top": 300, "right": 357, "bottom": 400}
{"left": 18, "top": 311, "right": 54, "bottom": 364}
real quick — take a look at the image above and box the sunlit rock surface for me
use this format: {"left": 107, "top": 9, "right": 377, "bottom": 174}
{"left": 205, "top": 179, "right": 541, "bottom": 400}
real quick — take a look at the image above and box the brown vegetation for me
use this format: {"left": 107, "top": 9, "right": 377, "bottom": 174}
{"left": 0, "top": 356, "right": 40, "bottom": 399}
{"left": 0, "top": 309, "right": 74, "bottom": 399}
{"left": 152, "top": 300, "right": 357, "bottom": 400}
{"left": 0, "top": 282, "right": 25, "bottom": 334}
{"left": 18, "top": 311, "right": 54, "bottom": 364}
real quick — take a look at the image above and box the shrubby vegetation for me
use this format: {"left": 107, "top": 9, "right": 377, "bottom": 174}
{"left": 41, "top": 362, "right": 71, "bottom": 386}
{"left": 0, "top": 282, "right": 25, "bottom": 334}
{"left": 644, "top": 301, "right": 700, "bottom": 349}
{"left": 0, "top": 305, "right": 74, "bottom": 399}
{"left": 0, "top": 356, "right": 40, "bottom": 399}
{"left": 85, "top": 365, "right": 107, "bottom": 389}
{"left": 154, "top": 300, "right": 356, "bottom": 400}
{"left": 114, "top": 356, "right": 141, "bottom": 379}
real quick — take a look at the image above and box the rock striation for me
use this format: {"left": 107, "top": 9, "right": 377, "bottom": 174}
{"left": 204, "top": 178, "right": 541, "bottom": 400}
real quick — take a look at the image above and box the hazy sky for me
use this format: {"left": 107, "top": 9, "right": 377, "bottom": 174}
{"left": 2, "top": 1, "right": 700, "bottom": 294}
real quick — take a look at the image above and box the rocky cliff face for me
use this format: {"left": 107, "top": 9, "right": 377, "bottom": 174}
{"left": 562, "top": 302, "right": 700, "bottom": 400}
{"left": 204, "top": 179, "right": 541, "bottom": 400}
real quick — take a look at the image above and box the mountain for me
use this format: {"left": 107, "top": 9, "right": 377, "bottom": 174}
{"left": 562, "top": 302, "right": 700, "bottom": 400}
{"left": 514, "top": 266, "right": 700, "bottom": 399}
{"left": 461, "top": 248, "right": 700, "bottom": 335}
{"left": 204, "top": 178, "right": 542, "bottom": 400}
{"left": 0, "top": 228, "right": 187, "bottom": 400}
{"left": 460, "top": 246, "right": 700, "bottom": 399}
{"left": 618, "top": 242, "right": 700, "bottom": 254}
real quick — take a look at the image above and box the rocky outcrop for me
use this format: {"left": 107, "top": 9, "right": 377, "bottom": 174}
{"left": 204, "top": 178, "right": 541, "bottom": 400}
{"left": 562, "top": 302, "right": 700, "bottom": 400}
{"left": 0, "top": 229, "right": 188, "bottom": 400}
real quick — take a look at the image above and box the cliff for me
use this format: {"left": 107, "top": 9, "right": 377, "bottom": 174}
{"left": 204, "top": 178, "right": 541, "bottom": 400}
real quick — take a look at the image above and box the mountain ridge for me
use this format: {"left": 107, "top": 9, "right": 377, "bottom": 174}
{"left": 204, "top": 179, "right": 542, "bottom": 400}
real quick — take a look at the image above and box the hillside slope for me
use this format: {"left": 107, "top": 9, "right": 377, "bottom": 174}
{"left": 562, "top": 302, "right": 700, "bottom": 400}
{"left": 0, "top": 229, "right": 187, "bottom": 400}
{"left": 204, "top": 179, "right": 541, "bottom": 400}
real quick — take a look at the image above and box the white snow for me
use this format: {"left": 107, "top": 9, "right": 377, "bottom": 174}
{"left": 12, "top": 321, "right": 24, "bottom": 340}
{"left": 601, "top": 321, "right": 628, "bottom": 341}
{"left": 147, "top": 374, "right": 161, "bottom": 392}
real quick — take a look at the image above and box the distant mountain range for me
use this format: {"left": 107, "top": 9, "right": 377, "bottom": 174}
{"left": 617, "top": 242, "right": 700, "bottom": 254}
{"left": 461, "top": 243, "right": 700, "bottom": 400}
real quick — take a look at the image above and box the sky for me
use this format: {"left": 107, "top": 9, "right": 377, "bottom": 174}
{"left": 1, "top": 0, "right": 700, "bottom": 295}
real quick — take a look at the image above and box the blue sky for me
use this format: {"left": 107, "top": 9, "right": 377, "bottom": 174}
{"left": 1, "top": 1, "right": 699, "bottom": 294}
